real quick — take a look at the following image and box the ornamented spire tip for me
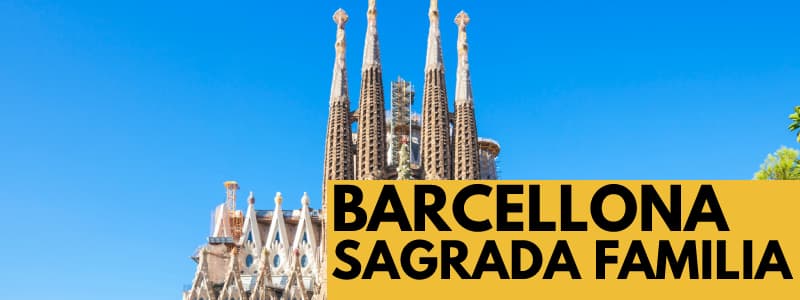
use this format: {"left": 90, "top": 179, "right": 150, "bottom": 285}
{"left": 333, "top": 8, "right": 349, "bottom": 26}
{"left": 455, "top": 10, "right": 470, "bottom": 27}
{"left": 274, "top": 192, "right": 283, "bottom": 206}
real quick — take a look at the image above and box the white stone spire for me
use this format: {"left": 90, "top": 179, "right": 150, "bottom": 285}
{"left": 453, "top": 10, "right": 480, "bottom": 180}
{"left": 330, "top": 9, "right": 349, "bottom": 105}
{"left": 425, "top": 0, "right": 444, "bottom": 71}
{"left": 454, "top": 11, "right": 472, "bottom": 105}
{"left": 362, "top": 0, "right": 381, "bottom": 71}
{"left": 323, "top": 8, "right": 354, "bottom": 185}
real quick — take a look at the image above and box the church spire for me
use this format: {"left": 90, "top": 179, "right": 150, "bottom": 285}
{"left": 425, "top": 0, "right": 444, "bottom": 71}
{"left": 330, "top": 9, "right": 349, "bottom": 106}
{"left": 323, "top": 8, "right": 354, "bottom": 186}
{"left": 356, "top": 0, "right": 387, "bottom": 179}
{"left": 362, "top": 0, "right": 381, "bottom": 70}
{"left": 453, "top": 11, "right": 480, "bottom": 180}
{"left": 454, "top": 11, "right": 472, "bottom": 105}
{"left": 421, "top": 0, "right": 453, "bottom": 179}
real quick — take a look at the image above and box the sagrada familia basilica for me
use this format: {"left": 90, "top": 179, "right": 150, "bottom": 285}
{"left": 182, "top": 1, "right": 500, "bottom": 299}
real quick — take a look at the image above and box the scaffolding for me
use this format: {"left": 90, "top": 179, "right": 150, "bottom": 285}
{"left": 224, "top": 181, "right": 243, "bottom": 243}
{"left": 389, "top": 76, "right": 415, "bottom": 167}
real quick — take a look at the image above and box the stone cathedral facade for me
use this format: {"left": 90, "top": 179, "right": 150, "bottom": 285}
{"left": 182, "top": 1, "right": 500, "bottom": 300}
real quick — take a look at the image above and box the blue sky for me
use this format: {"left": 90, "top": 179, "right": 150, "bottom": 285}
{"left": 0, "top": 0, "right": 798, "bottom": 299}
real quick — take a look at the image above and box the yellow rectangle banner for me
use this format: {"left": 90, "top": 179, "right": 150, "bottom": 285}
{"left": 326, "top": 180, "right": 799, "bottom": 299}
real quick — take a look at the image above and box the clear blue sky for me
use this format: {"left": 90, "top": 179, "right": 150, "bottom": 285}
{"left": 0, "top": 0, "right": 798, "bottom": 299}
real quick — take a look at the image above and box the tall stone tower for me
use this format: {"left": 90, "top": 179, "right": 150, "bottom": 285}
{"left": 453, "top": 11, "right": 480, "bottom": 180}
{"left": 421, "top": 0, "right": 453, "bottom": 179}
{"left": 320, "top": 9, "right": 351, "bottom": 300}
{"left": 356, "top": 0, "right": 387, "bottom": 180}
{"left": 323, "top": 9, "right": 354, "bottom": 187}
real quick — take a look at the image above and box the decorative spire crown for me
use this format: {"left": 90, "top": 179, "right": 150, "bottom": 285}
{"left": 455, "top": 10, "right": 473, "bottom": 105}
{"left": 330, "top": 8, "right": 349, "bottom": 102}
{"left": 455, "top": 10, "right": 470, "bottom": 27}
{"left": 333, "top": 9, "right": 348, "bottom": 55}
{"left": 455, "top": 11, "right": 470, "bottom": 55}
{"left": 333, "top": 8, "right": 349, "bottom": 26}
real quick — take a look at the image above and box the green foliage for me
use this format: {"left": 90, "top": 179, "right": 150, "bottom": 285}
{"left": 790, "top": 106, "right": 800, "bottom": 143}
{"left": 754, "top": 146, "right": 800, "bottom": 180}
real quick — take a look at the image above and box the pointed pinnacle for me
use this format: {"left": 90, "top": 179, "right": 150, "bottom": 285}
{"left": 456, "top": 11, "right": 470, "bottom": 55}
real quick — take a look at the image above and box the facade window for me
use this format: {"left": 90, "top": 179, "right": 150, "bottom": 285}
{"left": 246, "top": 255, "right": 254, "bottom": 268}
